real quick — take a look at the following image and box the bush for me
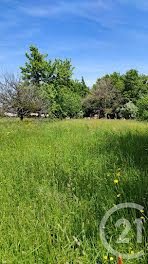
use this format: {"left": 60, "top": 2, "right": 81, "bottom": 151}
{"left": 117, "top": 101, "right": 138, "bottom": 119}
{"left": 75, "top": 110, "right": 84, "bottom": 119}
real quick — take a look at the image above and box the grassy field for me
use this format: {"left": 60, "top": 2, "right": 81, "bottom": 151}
{"left": 0, "top": 119, "right": 147, "bottom": 264}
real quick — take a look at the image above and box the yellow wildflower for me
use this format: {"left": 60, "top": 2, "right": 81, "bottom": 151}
{"left": 104, "top": 256, "right": 108, "bottom": 260}
{"left": 107, "top": 174, "right": 110, "bottom": 176}
{"left": 114, "top": 179, "right": 119, "bottom": 184}
{"left": 116, "top": 173, "right": 120, "bottom": 176}
{"left": 140, "top": 210, "right": 144, "bottom": 213}
{"left": 140, "top": 216, "right": 144, "bottom": 220}
{"left": 110, "top": 257, "right": 114, "bottom": 261}
{"left": 131, "top": 251, "right": 135, "bottom": 255}
{"left": 117, "top": 194, "right": 121, "bottom": 198}
{"left": 117, "top": 168, "right": 121, "bottom": 171}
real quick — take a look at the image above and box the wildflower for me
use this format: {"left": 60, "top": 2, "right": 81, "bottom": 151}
{"left": 140, "top": 210, "right": 144, "bottom": 213}
{"left": 30, "top": 206, "right": 32, "bottom": 209}
{"left": 104, "top": 256, "right": 108, "bottom": 260}
{"left": 131, "top": 250, "right": 135, "bottom": 254}
{"left": 117, "top": 168, "right": 121, "bottom": 171}
{"left": 116, "top": 173, "right": 120, "bottom": 176}
{"left": 117, "top": 194, "right": 121, "bottom": 198}
{"left": 107, "top": 174, "right": 110, "bottom": 176}
{"left": 140, "top": 216, "right": 145, "bottom": 220}
{"left": 114, "top": 179, "right": 119, "bottom": 184}
{"left": 110, "top": 257, "right": 114, "bottom": 261}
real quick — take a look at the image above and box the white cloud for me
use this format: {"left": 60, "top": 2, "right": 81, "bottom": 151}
{"left": 19, "top": 0, "right": 112, "bottom": 20}
{"left": 18, "top": 1, "right": 127, "bottom": 29}
{"left": 20, "top": 5, "right": 63, "bottom": 17}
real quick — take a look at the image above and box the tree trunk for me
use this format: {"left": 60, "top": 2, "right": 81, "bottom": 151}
{"left": 20, "top": 114, "right": 24, "bottom": 121}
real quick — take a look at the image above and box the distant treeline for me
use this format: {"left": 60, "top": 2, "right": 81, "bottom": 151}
{"left": 0, "top": 45, "right": 148, "bottom": 120}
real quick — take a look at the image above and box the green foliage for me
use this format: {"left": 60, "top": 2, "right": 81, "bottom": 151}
{"left": 117, "top": 101, "right": 138, "bottom": 119}
{"left": 83, "top": 69, "right": 148, "bottom": 118}
{"left": 19, "top": 45, "right": 87, "bottom": 118}
{"left": 114, "top": 79, "right": 125, "bottom": 94}
{"left": 137, "top": 94, "right": 148, "bottom": 120}
{"left": 58, "top": 89, "right": 82, "bottom": 118}
{"left": 111, "top": 70, "right": 148, "bottom": 104}
{"left": 54, "top": 58, "right": 74, "bottom": 85}
{"left": 3, "top": 45, "right": 148, "bottom": 119}
{"left": 123, "top": 70, "right": 140, "bottom": 103}
{"left": 51, "top": 86, "right": 82, "bottom": 118}
{"left": 81, "top": 76, "right": 89, "bottom": 97}
{"left": 20, "top": 45, "right": 52, "bottom": 86}
{"left": 83, "top": 78, "right": 122, "bottom": 118}
{"left": 69, "top": 78, "right": 89, "bottom": 97}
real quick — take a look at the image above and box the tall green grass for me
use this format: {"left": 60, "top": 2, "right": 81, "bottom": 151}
{"left": 0, "top": 119, "right": 147, "bottom": 263}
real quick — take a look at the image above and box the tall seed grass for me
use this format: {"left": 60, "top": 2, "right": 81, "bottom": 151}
{"left": 0, "top": 119, "right": 147, "bottom": 263}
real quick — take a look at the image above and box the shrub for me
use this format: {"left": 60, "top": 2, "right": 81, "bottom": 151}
{"left": 117, "top": 101, "right": 138, "bottom": 119}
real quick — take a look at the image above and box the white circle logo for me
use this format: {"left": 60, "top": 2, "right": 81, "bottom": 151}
{"left": 99, "top": 203, "right": 145, "bottom": 259}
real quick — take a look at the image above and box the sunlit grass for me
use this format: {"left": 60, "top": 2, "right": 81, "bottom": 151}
{"left": 0, "top": 118, "right": 147, "bottom": 263}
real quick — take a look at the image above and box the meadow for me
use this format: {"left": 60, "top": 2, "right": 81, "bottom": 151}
{"left": 0, "top": 119, "right": 147, "bottom": 264}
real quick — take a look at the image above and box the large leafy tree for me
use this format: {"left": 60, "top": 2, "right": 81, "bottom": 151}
{"left": 83, "top": 77, "right": 122, "bottom": 118}
{"left": 19, "top": 45, "right": 84, "bottom": 118}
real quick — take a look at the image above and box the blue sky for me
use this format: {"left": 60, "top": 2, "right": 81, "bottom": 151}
{"left": 1, "top": 0, "right": 148, "bottom": 87}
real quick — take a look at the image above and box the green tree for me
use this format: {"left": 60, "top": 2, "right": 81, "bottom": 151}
{"left": 110, "top": 72, "right": 120, "bottom": 85}
{"left": 20, "top": 45, "right": 83, "bottom": 118}
{"left": 83, "top": 77, "right": 122, "bottom": 118}
{"left": 137, "top": 95, "right": 148, "bottom": 120}
{"left": 69, "top": 78, "right": 89, "bottom": 97}
{"left": 81, "top": 76, "right": 89, "bottom": 97}
{"left": 123, "top": 69, "right": 140, "bottom": 103}
{"left": 20, "top": 45, "right": 53, "bottom": 86}
{"left": 53, "top": 58, "right": 74, "bottom": 86}
{"left": 57, "top": 88, "right": 82, "bottom": 118}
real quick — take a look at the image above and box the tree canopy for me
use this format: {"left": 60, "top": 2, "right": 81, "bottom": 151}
{"left": 1, "top": 45, "right": 148, "bottom": 120}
